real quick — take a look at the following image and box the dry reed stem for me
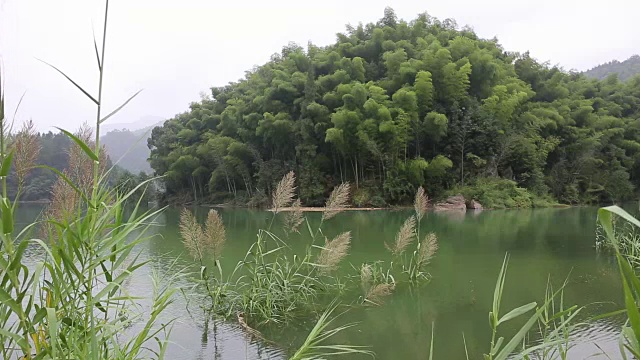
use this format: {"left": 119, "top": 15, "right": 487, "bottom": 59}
{"left": 284, "top": 198, "right": 304, "bottom": 234}
{"left": 365, "top": 283, "right": 395, "bottom": 305}
{"left": 204, "top": 209, "right": 226, "bottom": 260}
{"left": 317, "top": 231, "right": 351, "bottom": 274}
{"left": 322, "top": 182, "right": 350, "bottom": 221}
{"left": 387, "top": 216, "right": 416, "bottom": 256}
{"left": 179, "top": 208, "right": 206, "bottom": 260}
{"left": 14, "top": 120, "right": 40, "bottom": 189}
{"left": 272, "top": 171, "right": 296, "bottom": 213}
{"left": 414, "top": 186, "right": 428, "bottom": 221}
{"left": 418, "top": 233, "right": 438, "bottom": 266}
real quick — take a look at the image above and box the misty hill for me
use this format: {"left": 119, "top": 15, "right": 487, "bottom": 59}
{"left": 100, "top": 115, "right": 164, "bottom": 133}
{"left": 101, "top": 120, "right": 162, "bottom": 174}
{"left": 584, "top": 55, "right": 640, "bottom": 81}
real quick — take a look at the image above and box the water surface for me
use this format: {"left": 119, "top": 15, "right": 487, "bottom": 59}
{"left": 18, "top": 205, "right": 627, "bottom": 359}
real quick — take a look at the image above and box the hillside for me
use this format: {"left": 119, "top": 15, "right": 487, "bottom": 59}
{"left": 584, "top": 55, "right": 640, "bottom": 81}
{"left": 101, "top": 123, "right": 158, "bottom": 174}
{"left": 148, "top": 8, "right": 640, "bottom": 207}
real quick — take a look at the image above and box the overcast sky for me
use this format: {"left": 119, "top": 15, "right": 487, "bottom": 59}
{"left": 1, "top": 0, "right": 639, "bottom": 132}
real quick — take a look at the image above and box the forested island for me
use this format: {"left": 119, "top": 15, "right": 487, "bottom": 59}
{"left": 146, "top": 8, "right": 640, "bottom": 208}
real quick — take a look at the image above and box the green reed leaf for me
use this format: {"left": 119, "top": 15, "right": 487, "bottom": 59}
{"left": 93, "top": 29, "right": 102, "bottom": 70}
{"left": 0, "top": 149, "right": 13, "bottom": 177}
{"left": 56, "top": 127, "right": 99, "bottom": 161}
{"left": 1, "top": 197, "right": 13, "bottom": 234}
{"left": 497, "top": 302, "right": 536, "bottom": 326}
{"left": 37, "top": 58, "right": 99, "bottom": 105}
{"left": 100, "top": 89, "right": 142, "bottom": 124}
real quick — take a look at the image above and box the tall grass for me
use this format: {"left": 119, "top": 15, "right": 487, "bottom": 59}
{"left": 176, "top": 172, "right": 441, "bottom": 356}
{"left": 0, "top": 1, "right": 177, "bottom": 359}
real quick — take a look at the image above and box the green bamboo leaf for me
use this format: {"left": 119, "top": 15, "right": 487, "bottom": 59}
{"left": 1, "top": 197, "right": 13, "bottom": 234}
{"left": 100, "top": 89, "right": 142, "bottom": 124}
{"left": 37, "top": 58, "right": 99, "bottom": 105}
{"left": 56, "top": 127, "right": 98, "bottom": 161}
{"left": 497, "top": 302, "right": 536, "bottom": 325}
{"left": 0, "top": 149, "right": 13, "bottom": 177}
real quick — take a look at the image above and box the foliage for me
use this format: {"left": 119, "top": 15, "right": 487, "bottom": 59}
{"left": 178, "top": 173, "right": 438, "bottom": 333}
{"left": 149, "top": 9, "right": 640, "bottom": 206}
{"left": 584, "top": 55, "right": 640, "bottom": 82}
{"left": 0, "top": 2, "right": 175, "bottom": 358}
{"left": 450, "top": 177, "right": 540, "bottom": 209}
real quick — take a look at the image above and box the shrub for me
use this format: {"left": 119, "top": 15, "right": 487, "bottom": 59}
{"left": 353, "top": 188, "right": 371, "bottom": 207}
{"left": 450, "top": 178, "right": 536, "bottom": 209}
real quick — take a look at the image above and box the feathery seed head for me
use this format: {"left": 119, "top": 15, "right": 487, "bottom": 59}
{"left": 284, "top": 198, "right": 304, "bottom": 234}
{"left": 317, "top": 231, "right": 351, "bottom": 274}
{"left": 204, "top": 209, "right": 226, "bottom": 260}
{"left": 414, "top": 186, "right": 428, "bottom": 221}
{"left": 360, "top": 263, "right": 373, "bottom": 291}
{"left": 365, "top": 283, "right": 395, "bottom": 306}
{"left": 179, "top": 208, "right": 206, "bottom": 261}
{"left": 322, "top": 182, "right": 350, "bottom": 221}
{"left": 387, "top": 216, "right": 416, "bottom": 257}
{"left": 418, "top": 232, "right": 438, "bottom": 266}
{"left": 14, "top": 120, "right": 40, "bottom": 189}
{"left": 272, "top": 171, "right": 296, "bottom": 213}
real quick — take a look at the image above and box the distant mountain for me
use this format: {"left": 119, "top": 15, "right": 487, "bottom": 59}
{"left": 100, "top": 115, "right": 164, "bottom": 134}
{"left": 101, "top": 118, "right": 164, "bottom": 174}
{"left": 584, "top": 55, "right": 640, "bottom": 81}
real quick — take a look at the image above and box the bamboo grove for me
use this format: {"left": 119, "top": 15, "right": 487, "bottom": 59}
{"left": 148, "top": 8, "right": 640, "bottom": 206}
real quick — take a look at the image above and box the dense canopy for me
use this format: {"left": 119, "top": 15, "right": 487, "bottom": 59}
{"left": 148, "top": 8, "right": 640, "bottom": 207}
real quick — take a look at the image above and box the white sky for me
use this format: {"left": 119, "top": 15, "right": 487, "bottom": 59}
{"left": 1, "top": 0, "right": 639, "bottom": 132}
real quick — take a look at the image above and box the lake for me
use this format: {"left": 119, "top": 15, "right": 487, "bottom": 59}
{"left": 17, "top": 205, "right": 628, "bottom": 359}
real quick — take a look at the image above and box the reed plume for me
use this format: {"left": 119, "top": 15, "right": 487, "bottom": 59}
{"left": 43, "top": 125, "right": 108, "bottom": 228}
{"left": 317, "top": 231, "right": 351, "bottom": 274}
{"left": 179, "top": 208, "right": 206, "bottom": 261}
{"left": 360, "top": 263, "right": 373, "bottom": 291}
{"left": 322, "top": 182, "right": 350, "bottom": 221}
{"left": 204, "top": 209, "right": 226, "bottom": 260}
{"left": 13, "top": 120, "right": 40, "bottom": 190}
{"left": 414, "top": 186, "right": 428, "bottom": 221}
{"left": 284, "top": 198, "right": 304, "bottom": 234}
{"left": 417, "top": 232, "right": 438, "bottom": 266}
{"left": 179, "top": 208, "right": 226, "bottom": 261}
{"left": 364, "top": 283, "right": 395, "bottom": 306}
{"left": 272, "top": 171, "right": 296, "bottom": 213}
{"left": 386, "top": 215, "right": 416, "bottom": 256}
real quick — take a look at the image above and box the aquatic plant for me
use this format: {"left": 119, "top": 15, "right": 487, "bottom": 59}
{"left": 0, "top": 1, "right": 177, "bottom": 358}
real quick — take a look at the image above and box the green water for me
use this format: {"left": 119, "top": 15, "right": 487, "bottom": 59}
{"left": 18, "top": 205, "right": 626, "bottom": 359}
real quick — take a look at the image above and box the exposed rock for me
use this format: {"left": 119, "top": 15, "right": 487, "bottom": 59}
{"left": 434, "top": 195, "right": 466, "bottom": 211}
{"left": 468, "top": 199, "right": 483, "bottom": 210}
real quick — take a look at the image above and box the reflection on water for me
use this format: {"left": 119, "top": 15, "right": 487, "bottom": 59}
{"left": 16, "top": 205, "right": 627, "bottom": 359}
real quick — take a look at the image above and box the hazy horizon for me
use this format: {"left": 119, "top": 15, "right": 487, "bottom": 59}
{"left": 1, "top": 0, "right": 639, "bottom": 132}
